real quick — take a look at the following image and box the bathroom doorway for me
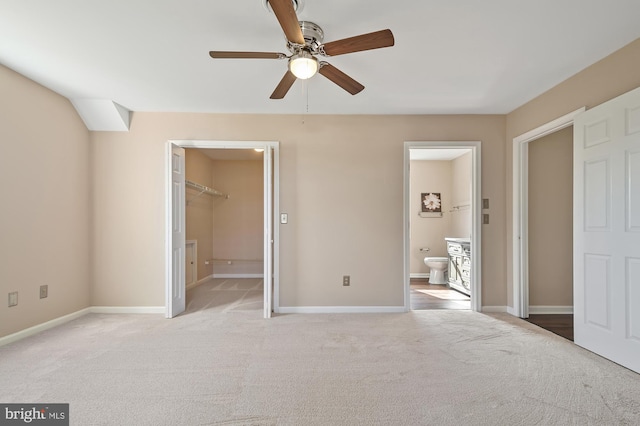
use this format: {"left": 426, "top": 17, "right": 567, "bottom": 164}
{"left": 403, "top": 142, "right": 482, "bottom": 311}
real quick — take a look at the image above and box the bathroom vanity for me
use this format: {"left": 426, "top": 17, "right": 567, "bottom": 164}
{"left": 445, "top": 238, "right": 471, "bottom": 296}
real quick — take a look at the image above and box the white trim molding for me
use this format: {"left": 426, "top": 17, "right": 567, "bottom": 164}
{"left": 410, "top": 273, "right": 430, "bottom": 279}
{"left": 512, "top": 108, "right": 585, "bottom": 318}
{"left": 278, "top": 306, "right": 406, "bottom": 314}
{"left": 0, "top": 308, "right": 92, "bottom": 347}
{"left": 212, "top": 274, "right": 264, "bottom": 279}
{"left": 186, "top": 274, "right": 214, "bottom": 291}
{"left": 528, "top": 306, "right": 574, "bottom": 315}
{"left": 481, "top": 306, "right": 509, "bottom": 313}
{"left": 90, "top": 306, "right": 165, "bottom": 314}
{"left": 0, "top": 306, "right": 166, "bottom": 347}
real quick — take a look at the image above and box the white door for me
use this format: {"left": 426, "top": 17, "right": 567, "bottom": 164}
{"left": 167, "top": 144, "right": 186, "bottom": 318}
{"left": 574, "top": 86, "right": 640, "bottom": 373}
{"left": 264, "top": 145, "right": 274, "bottom": 318}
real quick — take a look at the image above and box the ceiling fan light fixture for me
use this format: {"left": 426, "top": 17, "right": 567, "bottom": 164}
{"left": 288, "top": 51, "right": 318, "bottom": 79}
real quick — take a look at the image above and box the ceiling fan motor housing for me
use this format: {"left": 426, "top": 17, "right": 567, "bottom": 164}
{"left": 287, "top": 21, "right": 324, "bottom": 54}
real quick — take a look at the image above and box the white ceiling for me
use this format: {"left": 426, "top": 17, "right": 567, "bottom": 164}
{"left": 1, "top": 0, "right": 639, "bottom": 116}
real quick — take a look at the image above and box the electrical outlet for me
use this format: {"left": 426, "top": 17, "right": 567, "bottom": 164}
{"left": 8, "top": 292, "right": 18, "bottom": 307}
{"left": 343, "top": 275, "right": 350, "bottom": 286}
{"left": 40, "top": 285, "right": 48, "bottom": 299}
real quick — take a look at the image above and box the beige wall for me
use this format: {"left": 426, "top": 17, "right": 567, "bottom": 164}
{"left": 528, "top": 127, "right": 573, "bottom": 306}
{"left": 5, "top": 38, "right": 636, "bottom": 336}
{"left": 505, "top": 38, "right": 640, "bottom": 308}
{"left": 451, "top": 152, "right": 472, "bottom": 238}
{"left": 211, "top": 159, "right": 264, "bottom": 276}
{"left": 185, "top": 149, "right": 214, "bottom": 280}
{"left": 410, "top": 161, "right": 452, "bottom": 274}
{"left": 2, "top": 38, "right": 638, "bottom": 337}
{"left": 0, "top": 65, "right": 91, "bottom": 337}
{"left": 91, "top": 114, "right": 506, "bottom": 308}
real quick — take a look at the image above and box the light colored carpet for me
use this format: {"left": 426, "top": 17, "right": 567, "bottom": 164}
{"left": 1, "top": 278, "right": 639, "bottom": 425}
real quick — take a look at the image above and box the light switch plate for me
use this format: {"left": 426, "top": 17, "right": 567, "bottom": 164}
{"left": 280, "top": 213, "right": 288, "bottom": 224}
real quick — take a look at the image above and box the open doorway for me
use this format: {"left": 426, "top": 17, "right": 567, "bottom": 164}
{"left": 404, "top": 142, "right": 482, "bottom": 312}
{"left": 184, "top": 148, "right": 265, "bottom": 314}
{"left": 524, "top": 128, "right": 574, "bottom": 340}
{"left": 512, "top": 108, "right": 584, "bottom": 340}
{"left": 512, "top": 108, "right": 584, "bottom": 321}
{"left": 165, "top": 140, "right": 279, "bottom": 319}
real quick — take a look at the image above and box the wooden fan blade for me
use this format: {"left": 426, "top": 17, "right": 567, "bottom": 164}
{"left": 209, "top": 51, "right": 286, "bottom": 59}
{"left": 268, "top": 0, "right": 305, "bottom": 45}
{"left": 270, "top": 71, "right": 297, "bottom": 99}
{"left": 318, "top": 63, "right": 364, "bottom": 95}
{"left": 321, "top": 29, "right": 394, "bottom": 57}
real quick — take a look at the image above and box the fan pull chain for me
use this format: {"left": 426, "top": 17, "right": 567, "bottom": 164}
{"left": 306, "top": 80, "right": 309, "bottom": 114}
{"left": 299, "top": 78, "right": 308, "bottom": 123}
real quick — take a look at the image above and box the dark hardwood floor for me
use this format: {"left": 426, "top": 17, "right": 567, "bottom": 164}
{"left": 525, "top": 314, "right": 574, "bottom": 341}
{"left": 410, "top": 279, "right": 470, "bottom": 310}
{"left": 411, "top": 279, "right": 573, "bottom": 341}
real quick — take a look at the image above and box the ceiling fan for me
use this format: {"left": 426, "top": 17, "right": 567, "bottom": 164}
{"left": 209, "top": 0, "right": 394, "bottom": 99}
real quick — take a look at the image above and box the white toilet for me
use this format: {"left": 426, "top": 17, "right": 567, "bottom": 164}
{"left": 423, "top": 257, "right": 448, "bottom": 284}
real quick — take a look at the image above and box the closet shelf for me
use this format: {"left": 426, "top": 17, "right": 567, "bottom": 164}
{"left": 186, "top": 180, "right": 229, "bottom": 204}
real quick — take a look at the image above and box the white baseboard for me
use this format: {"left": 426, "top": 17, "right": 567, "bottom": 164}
{"left": 0, "top": 306, "right": 164, "bottom": 347}
{"left": 410, "top": 273, "right": 430, "bottom": 279}
{"left": 278, "top": 306, "right": 407, "bottom": 314}
{"left": 529, "top": 305, "right": 574, "bottom": 315}
{"left": 506, "top": 306, "right": 517, "bottom": 316}
{"left": 186, "top": 274, "right": 214, "bottom": 291}
{"left": 212, "top": 274, "right": 264, "bottom": 279}
{"left": 90, "top": 306, "right": 164, "bottom": 314}
{"left": 0, "top": 308, "right": 91, "bottom": 347}
{"left": 481, "top": 306, "right": 508, "bottom": 313}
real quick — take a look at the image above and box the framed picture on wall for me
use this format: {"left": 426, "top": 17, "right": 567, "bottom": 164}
{"left": 421, "top": 192, "right": 442, "bottom": 212}
{"left": 419, "top": 192, "right": 443, "bottom": 218}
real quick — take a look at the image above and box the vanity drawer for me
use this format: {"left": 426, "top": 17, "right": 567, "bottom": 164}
{"left": 447, "top": 243, "right": 463, "bottom": 255}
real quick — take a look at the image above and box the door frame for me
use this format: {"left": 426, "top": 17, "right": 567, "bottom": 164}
{"left": 511, "top": 108, "right": 584, "bottom": 318}
{"left": 403, "top": 141, "right": 482, "bottom": 312}
{"left": 164, "top": 140, "right": 280, "bottom": 318}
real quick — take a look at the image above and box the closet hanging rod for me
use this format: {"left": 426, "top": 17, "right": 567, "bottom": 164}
{"left": 185, "top": 180, "right": 229, "bottom": 199}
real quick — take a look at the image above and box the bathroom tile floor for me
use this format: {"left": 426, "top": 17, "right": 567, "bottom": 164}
{"left": 410, "top": 279, "right": 470, "bottom": 310}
